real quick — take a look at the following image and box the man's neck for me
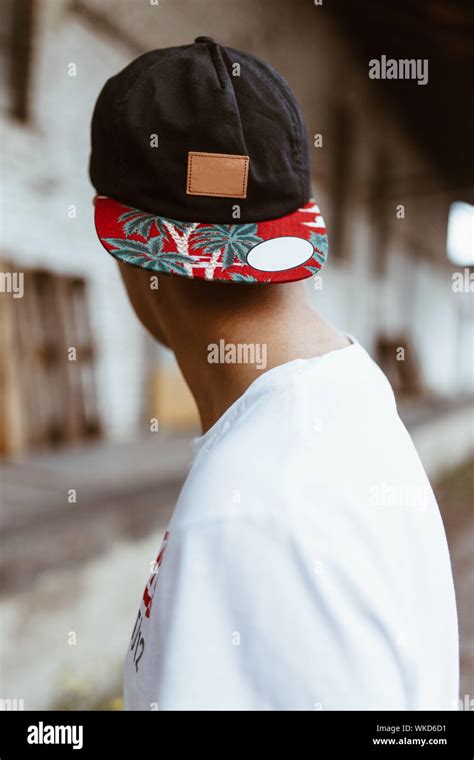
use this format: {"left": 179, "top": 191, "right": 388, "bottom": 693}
{"left": 169, "top": 295, "right": 350, "bottom": 434}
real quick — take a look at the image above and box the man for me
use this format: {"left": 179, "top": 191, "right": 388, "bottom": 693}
{"left": 90, "top": 37, "right": 458, "bottom": 710}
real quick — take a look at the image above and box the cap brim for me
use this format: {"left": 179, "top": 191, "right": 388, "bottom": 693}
{"left": 94, "top": 196, "right": 328, "bottom": 284}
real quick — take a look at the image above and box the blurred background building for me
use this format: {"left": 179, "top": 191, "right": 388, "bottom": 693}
{"left": 1, "top": 0, "right": 473, "bottom": 710}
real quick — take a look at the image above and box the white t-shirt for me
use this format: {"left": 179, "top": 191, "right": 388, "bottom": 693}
{"left": 123, "top": 337, "right": 459, "bottom": 710}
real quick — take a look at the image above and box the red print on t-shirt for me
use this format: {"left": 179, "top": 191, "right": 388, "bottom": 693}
{"left": 142, "top": 531, "right": 169, "bottom": 619}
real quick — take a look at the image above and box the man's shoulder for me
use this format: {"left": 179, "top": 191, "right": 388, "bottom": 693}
{"left": 172, "top": 395, "right": 305, "bottom": 530}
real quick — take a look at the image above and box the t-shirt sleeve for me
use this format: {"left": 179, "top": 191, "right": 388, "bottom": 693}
{"left": 127, "top": 513, "right": 329, "bottom": 710}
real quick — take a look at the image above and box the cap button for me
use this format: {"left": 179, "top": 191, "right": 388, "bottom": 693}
{"left": 194, "top": 36, "right": 215, "bottom": 44}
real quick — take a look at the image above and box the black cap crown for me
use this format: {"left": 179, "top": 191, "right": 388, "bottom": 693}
{"left": 90, "top": 37, "right": 311, "bottom": 224}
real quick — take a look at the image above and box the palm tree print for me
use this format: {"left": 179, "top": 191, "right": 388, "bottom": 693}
{"left": 308, "top": 232, "right": 328, "bottom": 263}
{"left": 118, "top": 208, "right": 197, "bottom": 241}
{"left": 229, "top": 273, "right": 261, "bottom": 282}
{"left": 163, "top": 221, "right": 198, "bottom": 277}
{"left": 116, "top": 208, "right": 202, "bottom": 276}
{"left": 191, "top": 224, "right": 263, "bottom": 270}
{"left": 103, "top": 236, "right": 195, "bottom": 276}
{"left": 305, "top": 232, "right": 328, "bottom": 273}
{"left": 204, "top": 249, "right": 222, "bottom": 280}
{"left": 118, "top": 209, "right": 160, "bottom": 239}
{"left": 109, "top": 206, "right": 325, "bottom": 281}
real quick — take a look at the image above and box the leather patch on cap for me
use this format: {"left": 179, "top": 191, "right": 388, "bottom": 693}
{"left": 186, "top": 151, "right": 249, "bottom": 199}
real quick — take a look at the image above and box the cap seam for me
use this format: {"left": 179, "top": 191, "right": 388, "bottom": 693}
{"left": 262, "top": 76, "right": 305, "bottom": 199}
{"left": 207, "top": 42, "right": 228, "bottom": 90}
{"left": 246, "top": 62, "right": 308, "bottom": 203}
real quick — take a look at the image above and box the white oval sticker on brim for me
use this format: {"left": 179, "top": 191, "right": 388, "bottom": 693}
{"left": 246, "top": 236, "right": 314, "bottom": 272}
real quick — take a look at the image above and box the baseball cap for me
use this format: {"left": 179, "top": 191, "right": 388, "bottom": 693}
{"left": 90, "top": 36, "right": 328, "bottom": 284}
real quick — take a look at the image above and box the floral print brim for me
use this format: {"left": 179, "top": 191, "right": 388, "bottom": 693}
{"left": 94, "top": 196, "right": 328, "bottom": 284}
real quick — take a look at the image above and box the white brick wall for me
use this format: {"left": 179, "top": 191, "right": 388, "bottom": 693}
{"left": 3, "top": 9, "right": 152, "bottom": 439}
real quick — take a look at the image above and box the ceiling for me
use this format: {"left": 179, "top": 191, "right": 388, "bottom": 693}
{"left": 330, "top": 0, "right": 474, "bottom": 199}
